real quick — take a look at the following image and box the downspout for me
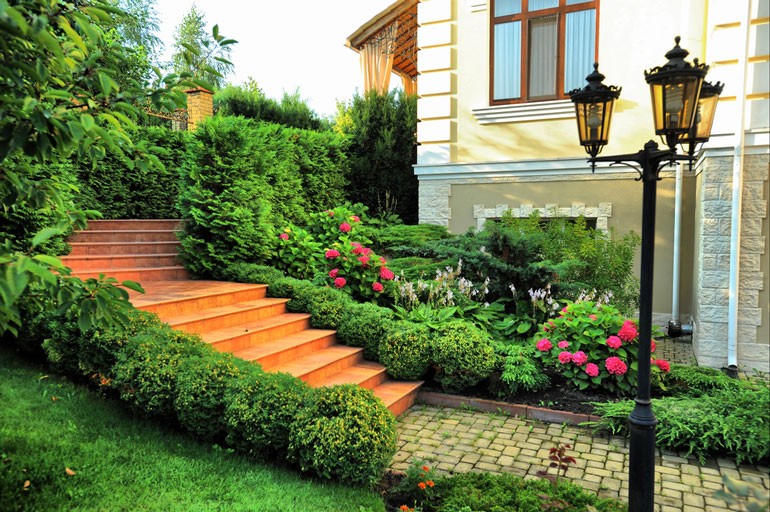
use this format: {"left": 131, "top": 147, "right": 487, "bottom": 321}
{"left": 668, "top": 162, "right": 684, "bottom": 337}
{"left": 726, "top": 0, "right": 751, "bottom": 376}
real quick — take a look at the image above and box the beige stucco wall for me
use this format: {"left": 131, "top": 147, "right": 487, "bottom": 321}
{"left": 448, "top": 174, "right": 697, "bottom": 319}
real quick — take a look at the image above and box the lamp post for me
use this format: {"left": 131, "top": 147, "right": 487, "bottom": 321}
{"left": 568, "top": 37, "right": 721, "bottom": 512}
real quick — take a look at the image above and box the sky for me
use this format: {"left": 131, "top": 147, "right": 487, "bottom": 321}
{"left": 154, "top": 0, "right": 398, "bottom": 118}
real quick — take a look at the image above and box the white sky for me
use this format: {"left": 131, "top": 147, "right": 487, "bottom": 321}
{"left": 155, "top": 0, "right": 398, "bottom": 118}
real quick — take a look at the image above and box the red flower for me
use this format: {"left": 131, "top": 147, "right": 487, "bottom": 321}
{"left": 426, "top": 480, "right": 434, "bottom": 487}
{"left": 325, "top": 249, "right": 340, "bottom": 259}
{"left": 352, "top": 246, "right": 364, "bottom": 255}
{"left": 351, "top": 215, "right": 360, "bottom": 222}
{"left": 606, "top": 335, "right": 622, "bottom": 349}
{"left": 572, "top": 351, "right": 588, "bottom": 366}
{"left": 605, "top": 356, "right": 627, "bottom": 375}
{"left": 334, "top": 277, "right": 346, "bottom": 288}
{"left": 536, "top": 338, "right": 552, "bottom": 351}
{"left": 651, "top": 339, "right": 656, "bottom": 353}
{"left": 421, "top": 465, "right": 430, "bottom": 472}
{"left": 399, "top": 506, "right": 410, "bottom": 512}
{"left": 618, "top": 320, "right": 638, "bottom": 342}
{"left": 329, "top": 268, "right": 339, "bottom": 278}
{"left": 558, "top": 340, "right": 569, "bottom": 349}
{"left": 380, "top": 267, "right": 395, "bottom": 280}
{"left": 653, "top": 358, "right": 670, "bottom": 372}
{"left": 418, "top": 482, "right": 426, "bottom": 489}
{"left": 357, "top": 255, "right": 370, "bottom": 266}
{"left": 279, "top": 233, "right": 289, "bottom": 240}
{"left": 558, "top": 351, "right": 573, "bottom": 364}
{"left": 589, "top": 314, "right": 598, "bottom": 321}
{"left": 372, "top": 282, "right": 384, "bottom": 292}
{"left": 585, "top": 363, "right": 599, "bottom": 377}
{"left": 339, "top": 222, "right": 352, "bottom": 232}
{"left": 327, "top": 211, "right": 334, "bottom": 216}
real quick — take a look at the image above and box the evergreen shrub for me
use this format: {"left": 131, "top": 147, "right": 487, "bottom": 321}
{"left": 432, "top": 322, "right": 497, "bottom": 393}
{"left": 289, "top": 384, "right": 397, "bottom": 486}
{"left": 379, "top": 322, "right": 433, "bottom": 380}
{"left": 337, "top": 302, "right": 396, "bottom": 360}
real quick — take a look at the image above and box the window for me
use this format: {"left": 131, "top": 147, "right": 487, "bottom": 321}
{"left": 490, "top": 0, "right": 598, "bottom": 104}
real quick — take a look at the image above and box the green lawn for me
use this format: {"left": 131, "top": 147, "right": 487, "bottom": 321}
{"left": 0, "top": 345, "right": 385, "bottom": 512}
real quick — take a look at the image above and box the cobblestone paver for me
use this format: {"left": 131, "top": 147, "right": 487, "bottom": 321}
{"left": 656, "top": 337, "right": 695, "bottom": 365}
{"left": 391, "top": 405, "right": 769, "bottom": 512}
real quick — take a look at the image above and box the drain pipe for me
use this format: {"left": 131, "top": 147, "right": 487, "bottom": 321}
{"left": 668, "top": 162, "right": 685, "bottom": 338}
{"left": 726, "top": 0, "right": 751, "bottom": 378}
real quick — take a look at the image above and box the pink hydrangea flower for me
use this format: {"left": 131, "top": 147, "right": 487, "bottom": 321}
{"left": 362, "top": 248, "right": 373, "bottom": 255}
{"left": 327, "top": 210, "right": 334, "bottom": 216}
{"left": 536, "top": 338, "right": 552, "bottom": 351}
{"left": 380, "top": 267, "right": 395, "bottom": 280}
{"left": 334, "top": 277, "right": 346, "bottom": 288}
{"left": 358, "top": 255, "right": 370, "bottom": 266}
{"left": 605, "top": 357, "right": 627, "bottom": 375}
{"left": 653, "top": 358, "right": 670, "bottom": 372}
{"left": 339, "top": 222, "right": 351, "bottom": 232}
{"left": 279, "top": 233, "right": 289, "bottom": 240}
{"left": 618, "top": 320, "right": 638, "bottom": 342}
{"left": 572, "top": 351, "right": 588, "bottom": 366}
{"left": 379, "top": 257, "right": 386, "bottom": 264}
{"left": 589, "top": 314, "right": 598, "bottom": 321}
{"left": 328, "top": 268, "right": 339, "bottom": 278}
{"left": 651, "top": 340, "right": 656, "bottom": 353}
{"left": 351, "top": 215, "right": 360, "bottom": 223}
{"left": 372, "top": 282, "right": 384, "bottom": 293}
{"left": 585, "top": 363, "right": 599, "bottom": 377}
{"left": 351, "top": 242, "right": 362, "bottom": 248}
{"left": 558, "top": 341, "right": 570, "bottom": 349}
{"left": 558, "top": 351, "right": 573, "bottom": 364}
{"left": 325, "top": 249, "right": 340, "bottom": 259}
{"left": 561, "top": 306, "right": 569, "bottom": 314}
{"left": 606, "top": 336, "right": 622, "bottom": 349}
{"left": 352, "top": 246, "right": 364, "bottom": 255}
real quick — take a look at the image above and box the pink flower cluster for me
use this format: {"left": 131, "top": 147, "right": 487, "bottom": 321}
{"left": 558, "top": 340, "right": 569, "bottom": 349}
{"left": 325, "top": 249, "right": 340, "bottom": 259}
{"left": 605, "top": 356, "right": 627, "bottom": 375}
{"left": 536, "top": 338, "right": 552, "bottom": 351}
{"left": 652, "top": 358, "right": 670, "bottom": 372}
{"left": 339, "top": 222, "right": 351, "bottom": 233}
{"left": 585, "top": 363, "right": 599, "bottom": 377}
{"left": 279, "top": 233, "right": 289, "bottom": 241}
{"left": 558, "top": 351, "right": 572, "bottom": 364}
{"left": 606, "top": 335, "right": 622, "bottom": 349}
{"left": 571, "top": 351, "right": 587, "bottom": 366}
{"left": 618, "top": 320, "right": 638, "bottom": 342}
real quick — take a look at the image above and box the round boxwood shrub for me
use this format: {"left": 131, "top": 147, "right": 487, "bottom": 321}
{"left": 305, "top": 286, "right": 353, "bottom": 330}
{"left": 288, "top": 384, "right": 397, "bottom": 486}
{"left": 112, "top": 326, "right": 209, "bottom": 419}
{"left": 379, "top": 322, "right": 433, "bottom": 380}
{"left": 337, "top": 302, "right": 395, "bottom": 360}
{"left": 224, "top": 371, "right": 311, "bottom": 459}
{"left": 432, "top": 321, "right": 497, "bottom": 393}
{"left": 174, "top": 352, "right": 262, "bottom": 441}
{"left": 223, "top": 262, "right": 285, "bottom": 285}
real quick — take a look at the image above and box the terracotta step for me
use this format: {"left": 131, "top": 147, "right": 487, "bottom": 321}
{"left": 133, "top": 282, "right": 267, "bottom": 318}
{"left": 69, "top": 230, "right": 179, "bottom": 243}
{"left": 68, "top": 241, "right": 182, "bottom": 256}
{"left": 202, "top": 313, "right": 312, "bottom": 352}
{"left": 164, "top": 298, "right": 289, "bottom": 333}
{"left": 372, "top": 381, "right": 424, "bottom": 417}
{"left": 269, "top": 345, "right": 364, "bottom": 386}
{"left": 232, "top": 329, "right": 337, "bottom": 370}
{"left": 73, "top": 266, "right": 188, "bottom": 282}
{"left": 314, "top": 361, "right": 388, "bottom": 390}
{"left": 86, "top": 219, "right": 182, "bottom": 231}
{"left": 60, "top": 253, "right": 180, "bottom": 271}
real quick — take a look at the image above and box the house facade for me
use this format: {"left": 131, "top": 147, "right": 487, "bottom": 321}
{"left": 347, "top": 0, "right": 769, "bottom": 372}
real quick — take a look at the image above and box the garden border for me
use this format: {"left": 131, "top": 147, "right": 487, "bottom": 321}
{"left": 416, "top": 391, "right": 601, "bottom": 425}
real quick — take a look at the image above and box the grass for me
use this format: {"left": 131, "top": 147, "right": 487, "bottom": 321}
{"left": 0, "top": 345, "right": 385, "bottom": 512}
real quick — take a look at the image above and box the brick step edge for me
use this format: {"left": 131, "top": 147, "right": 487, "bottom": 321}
{"left": 416, "top": 391, "right": 602, "bottom": 426}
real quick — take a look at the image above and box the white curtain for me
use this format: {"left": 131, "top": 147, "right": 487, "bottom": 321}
{"left": 360, "top": 22, "right": 398, "bottom": 94}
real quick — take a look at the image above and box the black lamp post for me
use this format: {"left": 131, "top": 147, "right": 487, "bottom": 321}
{"left": 568, "top": 37, "right": 721, "bottom": 512}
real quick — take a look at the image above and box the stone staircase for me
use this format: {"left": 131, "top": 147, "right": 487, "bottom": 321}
{"left": 62, "top": 219, "right": 421, "bottom": 416}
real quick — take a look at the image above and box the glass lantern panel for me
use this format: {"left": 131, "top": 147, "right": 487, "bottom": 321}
{"left": 650, "top": 83, "right": 665, "bottom": 133}
{"left": 694, "top": 94, "right": 719, "bottom": 141}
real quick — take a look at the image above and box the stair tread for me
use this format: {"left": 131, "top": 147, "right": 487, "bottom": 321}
{"left": 131, "top": 281, "right": 266, "bottom": 308}
{"left": 74, "top": 229, "right": 180, "bottom": 233}
{"left": 372, "top": 380, "right": 424, "bottom": 407}
{"left": 62, "top": 253, "right": 180, "bottom": 260}
{"left": 231, "top": 329, "right": 337, "bottom": 361}
{"left": 69, "top": 241, "right": 180, "bottom": 246}
{"left": 201, "top": 313, "right": 311, "bottom": 343}
{"left": 163, "top": 297, "right": 288, "bottom": 326}
{"left": 315, "top": 361, "right": 387, "bottom": 388}
{"left": 269, "top": 345, "right": 363, "bottom": 377}
{"left": 75, "top": 265, "right": 186, "bottom": 273}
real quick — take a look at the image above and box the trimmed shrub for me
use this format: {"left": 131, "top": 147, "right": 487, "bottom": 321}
{"left": 289, "top": 384, "right": 397, "bottom": 485}
{"left": 267, "top": 276, "right": 309, "bottom": 300}
{"left": 215, "top": 84, "right": 330, "bottom": 131}
{"left": 174, "top": 353, "right": 261, "bottom": 441}
{"left": 112, "top": 326, "right": 209, "bottom": 419}
{"left": 39, "top": 308, "right": 83, "bottom": 377}
{"left": 304, "top": 287, "right": 354, "bottom": 330}
{"left": 432, "top": 322, "right": 497, "bottom": 393}
{"left": 221, "top": 262, "right": 285, "bottom": 285}
{"left": 370, "top": 224, "right": 452, "bottom": 254}
{"left": 379, "top": 322, "right": 433, "bottom": 380}
{"left": 224, "top": 371, "right": 311, "bottom": 459}
{"left": 337, "top": 302, "right": 396, "bottom": 360}
{"left": 660, "top": 364, "right": 741, "bottom": 396}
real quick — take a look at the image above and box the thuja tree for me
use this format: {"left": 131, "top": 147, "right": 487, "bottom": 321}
{"left": 0, "top": 0, "right": 234, "bottom": 335}
{"left": 335, "top": 90, "right": 418, "bottom": 223}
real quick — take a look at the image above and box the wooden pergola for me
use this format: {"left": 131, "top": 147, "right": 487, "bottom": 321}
{"left": 345, "top": 0, "right": 418, "bottom": 95}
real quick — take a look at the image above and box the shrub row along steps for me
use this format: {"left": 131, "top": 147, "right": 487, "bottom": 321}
{"left": 63, "top": 219, "right": 421, "bottom": 416}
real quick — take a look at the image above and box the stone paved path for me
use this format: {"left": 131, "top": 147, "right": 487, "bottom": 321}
{"left": 390, "top": 404, "right": 769, "bottom": 512}
{"left": 656, "top": 337, "right": 695, "bottom": 366}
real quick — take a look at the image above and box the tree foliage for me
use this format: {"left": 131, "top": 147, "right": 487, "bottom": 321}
{"left": 171, "top": 5, "right": 233, "bottom": 89}
{"left": 0, "top": 0, "right": 234, "bottom": 335}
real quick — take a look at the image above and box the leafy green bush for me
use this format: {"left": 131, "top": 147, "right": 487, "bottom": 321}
{"left": 335, "top": 90, "right": 417, "bottom": 223}
{"left": 379, "top": 322, "right": 433, "bottom": 380}
{"left": 323, "top": 239, "right": 395, "bottom": 302}
{"left": 289, "top": 384, "right": 397, "bottom": 485}
{"left": 337, "top": 302, "right": 396, "bottom": 360}
{"left": 303, "top": 286, "right": 354, "bottom": 330}
{"left": 306, "top": 205, "right": 370, "bottom": 249}
{"left": 113, "top": 326, "right": 209, "bottom": 418}
{"left": 370, "top": 224, "right": 452, "bottom": 254}
{"left": 270, "top": 224, "right": 322, "bottom": 279}
{"left": 432, "top": 322, "right": 497, "bottom": 393}
{"left": 72, "top": 126, "right": 191, "bottom": 219}
{"left": 174, "top": 352, "right": 260, "bottom": 440}
{"left": 224, "top": 371, "right": 310, "bottom": 458}
{"left": 659, "top": 364, "right": 741, "bottom": 396}
{"left": 589, "top": 384, "right": 770, "bottom": 464}
{"left": 221, "top": 262, "right": 285, "bottom": 285}
{"left": 495, "top": 343, "right": 550, "bottom": 397}
{"left": 387, "top": 257, "right": 455, "bottom": 282}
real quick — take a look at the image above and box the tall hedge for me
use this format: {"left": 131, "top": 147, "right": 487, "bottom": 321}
{"left": 177, "top": 116, "right": 349, "bottom": 278}
{"left": 337, "top": 90, "right": 417, "bottom": 223}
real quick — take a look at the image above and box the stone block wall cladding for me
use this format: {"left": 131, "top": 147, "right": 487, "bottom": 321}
{"left": 693, "top": 154, "right": 769, "bottom": 373}
{"left": 185, "top": 88, "right": 213, "bottom": 131}
{"left": 419, "top": 181, "right": 452, "bottom": 227}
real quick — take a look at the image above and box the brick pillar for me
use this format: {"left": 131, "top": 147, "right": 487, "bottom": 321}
{"left": 185, "top": 87, "right": 213, "bottom": 131}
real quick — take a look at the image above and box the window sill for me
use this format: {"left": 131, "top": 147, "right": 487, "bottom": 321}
{"left": 472, "top": 99, "right": 575, "bottom": 124}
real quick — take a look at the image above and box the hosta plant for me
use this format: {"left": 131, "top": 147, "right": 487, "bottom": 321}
{"left": 323, "top": 239, "right": 395, "bottom": 302}
{"left": 533, "top": 301, "right": 668, "bottom": 395}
